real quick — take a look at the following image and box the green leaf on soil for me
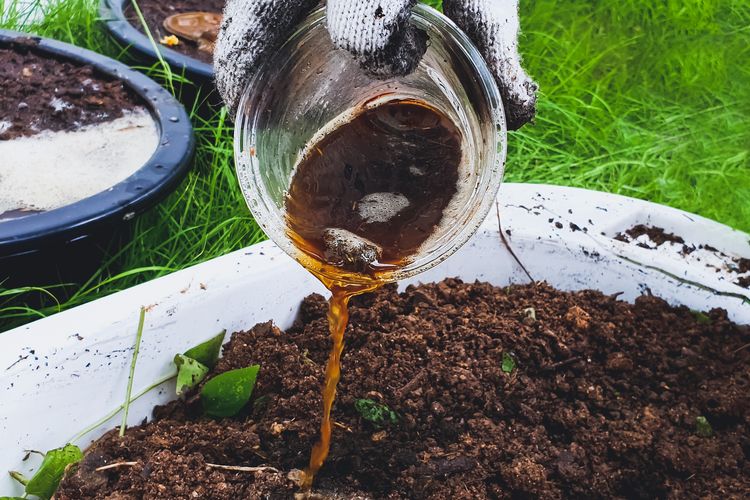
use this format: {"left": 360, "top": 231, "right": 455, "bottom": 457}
{"left": 184, "top": 330, "right": 226, "bottom": 368}
{"left": 201, "top": 365, "right": 260, "bottom": 418}
{"left": 174, "top": 354, "right": 210, "bottom": 396}
{"left": 695, "top": 416, "right": 713, "bottom": 437}
{"left": 0, "top": 496, "right": 27, "bottom": 499}
{"left": 691, "top": 310, "right": 711, "bottom": 325}
{"left": 354, "top": 399, "right": 399, "bottom": 427}
{"left": 501, "top": 352, "right": 516, "bottom": 373}
{"left": 24, "top": 444, "right": 83, "bottom": 500}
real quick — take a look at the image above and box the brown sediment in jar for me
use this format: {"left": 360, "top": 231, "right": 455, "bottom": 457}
{"left": 285, "top": 98, "right": 464, "bottom": 276}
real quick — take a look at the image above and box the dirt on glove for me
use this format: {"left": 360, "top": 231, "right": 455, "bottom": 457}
{"left": 124, "top": 0, "right": 225, "bottom": 63}
{"left": 58, "top": 279, "right": 750, "bottom": 499}
{"left": 0, "top": 41, "right": 142, "bottom": 140}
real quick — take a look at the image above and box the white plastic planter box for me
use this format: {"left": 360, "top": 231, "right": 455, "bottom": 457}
{"left": 1, "top": 183, "right": 748, "bottom": 496}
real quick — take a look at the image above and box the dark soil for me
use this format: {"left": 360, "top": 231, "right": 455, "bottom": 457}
{"left": 124, "top": 0, "right": 225, "bottom": 64}
{"left": 735, "top": 258, "right": 750, "bottom": 288}
{"left": 59, "top": 279, "right": 750, "bottom": 499}
{"left": 0, "top": 39, "right": 143, "bottom": 140}
{"left": 614, "top": 224, "right": 685, "bottom": 249}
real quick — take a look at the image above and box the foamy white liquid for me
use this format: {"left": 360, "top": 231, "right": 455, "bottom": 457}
{"left": 358, "top": 192, "right": 410, "bottom": 223}
{"left": 0, "top": 109, "right": 158, "bottom": 219}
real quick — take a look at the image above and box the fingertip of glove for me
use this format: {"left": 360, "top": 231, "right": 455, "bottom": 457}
{"left": 213, "top": 33, "right": 236, "bottom": 117}
{"left": 359, "top": 25, "right": 428, "bottom": 78}
{"left": 503, "top": 80, "right": 538, "bottom": 131}
{"left": 213, "top": 66, "right": 239, "bottom": 119}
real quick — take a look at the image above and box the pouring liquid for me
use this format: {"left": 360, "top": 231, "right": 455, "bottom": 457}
{"left": 283, "top": 99, "right": 463, "bottom": 490}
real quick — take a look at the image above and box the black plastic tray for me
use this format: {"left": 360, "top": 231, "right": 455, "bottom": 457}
{"left": 0, "top": 30, "right": 194, "bottom": 285}
{"left": 100, "top": 0, "right": 214, "bottom": 84}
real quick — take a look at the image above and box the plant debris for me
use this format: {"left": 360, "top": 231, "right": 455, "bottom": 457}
{"left": 501, "top": 352, "right": 516, "bottom": 373}
{"left": 11, "top": 444, "right": 82, "bottom": 500}
{"left": 201, "top": 365, "right": 260, "bottom": 418}
{"left": 159, "top": 34, "right": 180, "bottom": 46}
{"left": 354, "top": 399, "right": 399, "bottom": 427}
{"left": 185, "top": 330, "right": 225, "bottom": 368}
{"left": 174, "top": 354, "right": 209, "bottom": 396}
{"left": 174, "top": 331, "right": 226, "bottom": 395}
{"left": 695, "top": 416, "right": 714, "bottom": 438}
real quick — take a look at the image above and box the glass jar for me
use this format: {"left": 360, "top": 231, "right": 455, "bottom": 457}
{"left": 234, "top": 4, "right": 506, "bottom": 284}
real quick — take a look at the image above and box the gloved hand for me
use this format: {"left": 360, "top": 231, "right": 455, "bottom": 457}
{"left": 215, "top": 0, "right": 537, "bottom": 130}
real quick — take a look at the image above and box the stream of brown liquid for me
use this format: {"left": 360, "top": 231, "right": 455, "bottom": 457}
{"left": 283, "top": 99, "right": 463, "bottom": 491}
{"left": 298, "top": 281, "right": 375, "bottom": 491}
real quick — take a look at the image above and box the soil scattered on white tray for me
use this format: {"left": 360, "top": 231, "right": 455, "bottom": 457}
{"left": 614, "top": 224, "right": 750, "bottom": 289}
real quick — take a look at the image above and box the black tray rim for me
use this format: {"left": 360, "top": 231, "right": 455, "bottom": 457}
{"left": 100, "top": 0, "right": 214, "bottom": 81}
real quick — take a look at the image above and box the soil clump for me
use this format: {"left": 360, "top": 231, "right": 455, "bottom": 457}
{"left": 614, "top": 224, "right": 685, "bottom": 248}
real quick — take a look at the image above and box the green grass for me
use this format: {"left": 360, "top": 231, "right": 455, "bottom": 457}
{"left": 512, "top": 0, "right": 750, "bottom": 229}
{"left": 1, "top": 0, "right": 748, "bottom": 330}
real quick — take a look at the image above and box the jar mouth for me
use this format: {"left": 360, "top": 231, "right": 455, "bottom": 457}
{"left": 234, "top": 4, "right": 507, "bottom": 285}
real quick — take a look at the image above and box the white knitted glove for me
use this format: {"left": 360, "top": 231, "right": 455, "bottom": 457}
{"left": 215, "top": 0, "right": 537, "bottom": 129}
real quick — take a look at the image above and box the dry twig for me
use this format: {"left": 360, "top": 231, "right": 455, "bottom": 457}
{"left": 95, "top": 462, "right": 138, "bottom": 472}
{"left": 206, "top": 463, "right": 280, "bottom": 473}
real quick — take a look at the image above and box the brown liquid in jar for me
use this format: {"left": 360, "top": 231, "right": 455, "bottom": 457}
{"left": 283, "top": 98, "right": 463, "bottom": 491}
